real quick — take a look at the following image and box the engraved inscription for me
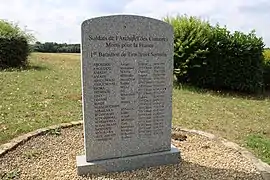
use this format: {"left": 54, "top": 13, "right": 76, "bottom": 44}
{"left": 92, "top": 62, "right": 117, "bottom": 141}
{"left": 90, "top": 35, "right": 168, "bottom": 141}
{"left": 138, "top": 61, "right": 153, "bottom": 138}
{"left": 153, "top": 62, "right": 166, "bottom": 135}
{"left": 120, "top": 62, "right": 136, "bottom": 140}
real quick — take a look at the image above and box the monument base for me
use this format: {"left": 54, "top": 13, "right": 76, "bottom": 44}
{"left": 76, "top": 145, "right": 181, "bottom": 176}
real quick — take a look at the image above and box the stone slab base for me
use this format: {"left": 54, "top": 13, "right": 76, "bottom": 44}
{"left": 76, "top": 145, "right": 181, "bottom": 176}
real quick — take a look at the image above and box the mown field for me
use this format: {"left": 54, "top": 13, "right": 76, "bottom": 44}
{"left": 0, "top": 53, "right": 269, "bottom": 164}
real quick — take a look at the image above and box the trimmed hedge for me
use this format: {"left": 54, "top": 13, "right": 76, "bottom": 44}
{"left": 0, "top": 37, "right": 29, "bottom": 68}
{"left": 163, "top": 15, "right": 212, "bottom": 84}
{"left": 0, "top": 20, "right": 33, "bottom": 69}
{"left": 203, "top": 28, "right": 265, "bottom": 93}
{"left": 263, "top": 52, "right": 270, "bottom": 90}
{"left": 164, "top": 15, "right": 265, "bottom": 93}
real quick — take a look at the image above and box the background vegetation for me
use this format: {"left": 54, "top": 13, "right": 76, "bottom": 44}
{"left": 0, "top": 20, "right": 34, "bottom": 69}
{"left": 263, "top": 50, "right": 270, "bottom": 90}
{"left": 32, "top": 42, "right": 80, "bottom": 53}
{"left": 164, "top": 15, "right": 267, "bottom": 94}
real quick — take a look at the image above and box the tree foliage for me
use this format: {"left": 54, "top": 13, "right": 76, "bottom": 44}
{"left": 32, "top": 42, "right": 80, "bottom": 53}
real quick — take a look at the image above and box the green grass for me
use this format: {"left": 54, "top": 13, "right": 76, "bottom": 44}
{"left": 0, "top": 53, "right": 269, "bottom": 164}
{"left": 0, "top": 53, "right": 82, "bottom": 144}
{"left": 246, "top": 134, "right": 270, "bottom": 164}
{"left": 172, "top": 85, "right": 270, "bottom": 142}
{"left": 172, "top": 85, "right": 270, "bottom": 163}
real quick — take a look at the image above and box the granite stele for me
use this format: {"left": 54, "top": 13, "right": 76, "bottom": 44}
{"left": 76, "top": 15, "right": 181, "bottom": 176}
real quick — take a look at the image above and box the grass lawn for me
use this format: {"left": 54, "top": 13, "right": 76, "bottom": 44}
{"left": 172, "top": 85, "right": 270, "bottom": 164}
{"left": 0, "top": 53, "right": 269, "bottom": 164}
{"left": 0, "top": 53, "right": 82, "bottom": 144}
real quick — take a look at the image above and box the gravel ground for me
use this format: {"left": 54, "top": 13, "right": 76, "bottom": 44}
{"left": 0, "top": 125, "right": 263, "bottom": 180}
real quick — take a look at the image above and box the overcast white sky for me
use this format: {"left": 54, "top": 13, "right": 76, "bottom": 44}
{"left": 1, "top": 0, "right": 269, "bottom": 46}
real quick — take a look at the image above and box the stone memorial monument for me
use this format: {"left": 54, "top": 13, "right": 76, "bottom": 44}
{"left": 76, "top": 15, "right": 180, "bottom": 175}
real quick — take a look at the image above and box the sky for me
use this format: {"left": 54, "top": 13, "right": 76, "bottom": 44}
{"left": 0, "top": 0, "right": 270, "bottom": 46}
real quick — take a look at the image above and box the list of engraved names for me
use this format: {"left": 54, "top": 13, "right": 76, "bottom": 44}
{"left": 90, "top": 35, "right": 168, "bottom": 141}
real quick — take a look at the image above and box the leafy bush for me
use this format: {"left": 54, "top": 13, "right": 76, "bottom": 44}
{"left": 164, "top": 15, "right": 265, "bottom": 93}
{"left": 205, "top": 28, "right": 265, "bottom": 93}
{"left": 163, "top": 15, "right": 212, "bottom": 84}
{"left": 0, "top": 20, "right": 34, "bottom": 69}
{"left": 0, "top": 37, "right": 29, "bottom": 68}
{"left": 263, "top": 50, "right": 270, "bottom": 90}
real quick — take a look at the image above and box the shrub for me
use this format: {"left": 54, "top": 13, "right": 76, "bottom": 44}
{"left": 0, "top": 20, "right": 34, "bottom": 69}
{"left": 163, "top": 15, "right": 212, "bottom": 84}
{"left": 205, "top": 28, "right": 265, "bottom": 93}
{"left": 164, "top": 15, "right": 265, "bottom": 93}
{"left": 263, "top": 50, "right": 270, "bottom": 90}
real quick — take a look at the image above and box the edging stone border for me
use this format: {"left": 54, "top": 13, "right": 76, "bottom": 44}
{"left": 0, "top": 121, "right": 269, "bottom": 179}
{"left": 0, "top": 121, "right": 83, "bottom": 158}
